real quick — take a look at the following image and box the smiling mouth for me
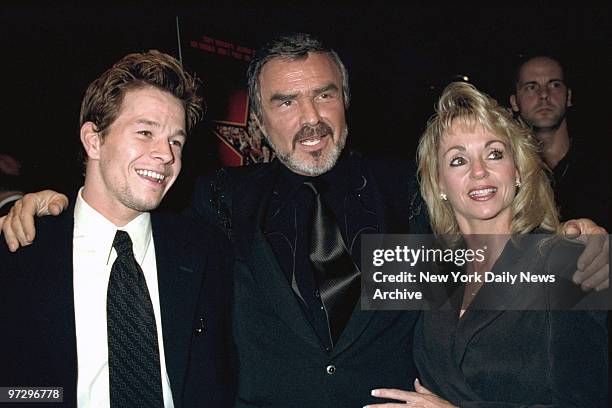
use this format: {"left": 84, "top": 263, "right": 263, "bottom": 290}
{"left": 296, "top": 133, "right": 331, "bottom": 149}
{"left": 299, "top": 136, "right": 324, "bottom": 146}
{"left": 136, "top": 169, "right": 166, "bottom": 183}
{"left": 293, "top": 122, "right": 333, "bottom": 150}
{"left": 468, "top": 187, "right": 497, "bottom": 200}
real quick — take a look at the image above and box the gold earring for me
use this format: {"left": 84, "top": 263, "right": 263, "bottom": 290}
{"left": 440, "top": 193, "right": 448, "bottom": 201}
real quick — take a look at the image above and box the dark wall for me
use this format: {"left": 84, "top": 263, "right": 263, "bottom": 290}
{"left": 1, "top": 3, "right": 609, "bottom": 196}
{"left": 1, "top": 3, "right": 178, "bottom": 191}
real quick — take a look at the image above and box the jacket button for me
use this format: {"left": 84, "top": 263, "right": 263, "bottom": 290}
{"left": 326, "top": 365, "right": 336, "bottom": 375}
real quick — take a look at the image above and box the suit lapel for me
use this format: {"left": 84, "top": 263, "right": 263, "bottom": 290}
{"left": 153, "top": 214, "right": 205, "bottom": 408}
{"left": 231, "top": 156, "right": 415, "bottom": 353}
{"left": 453, "top": 236, "right": 533, "bottom": 366}
{"left": 55, "top": 212, "right": 79, "bottom": 403}
{"left": 233, "top": 163, "right": 321, "bottom": 348}
{"left": 332, "top": 160, "right": 390, "bottom": 354}
{"left": 29, "top": 207, "right": 78, "bottom": 403}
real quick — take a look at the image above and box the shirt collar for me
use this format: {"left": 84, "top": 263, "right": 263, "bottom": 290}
{"left": 74, "top": 188, "right": 152, "bottom": 265}
{"left": 273, "top": 149, "right": 357, "bottom": 202}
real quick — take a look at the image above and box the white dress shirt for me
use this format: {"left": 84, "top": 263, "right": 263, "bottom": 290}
{"left": 73, "top": 189, "right": 174, "bottom": 407}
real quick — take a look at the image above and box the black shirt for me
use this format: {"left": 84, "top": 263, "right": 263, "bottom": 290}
{"left": 263, "top": 151, "right": 379, "bottom": 348}
{"left": 551, "top": 138, "right": 609, "bottom": 230}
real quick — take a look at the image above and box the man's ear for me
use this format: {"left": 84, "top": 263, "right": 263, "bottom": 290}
{"left": 509, "top": 94, "right": 519, "bottom": 113}
{"left": 566, "top": 88, "right": 573, "bottom": 108}
{"left": 80, "top": 122, "right": 102, "bottom": 160}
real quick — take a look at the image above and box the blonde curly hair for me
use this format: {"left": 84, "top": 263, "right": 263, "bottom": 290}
{"left": 417, "top": 82, "right": 559, "bottom": 240}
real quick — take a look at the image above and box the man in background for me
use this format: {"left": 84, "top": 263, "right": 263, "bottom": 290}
{"left": 510, "top": 53, "right": 611, "bottom": 400}
{"left": 510, "top": 55, "right": 609, "bottom": 230}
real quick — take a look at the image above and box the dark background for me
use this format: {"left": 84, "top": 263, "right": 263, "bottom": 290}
{"left": 1, "top": 2, "right": 609, "bottom": 205}
{"left": 1, "top": 1, "right": 610, "bottom": 390}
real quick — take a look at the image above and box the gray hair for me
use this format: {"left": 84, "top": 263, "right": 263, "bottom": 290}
{"left": 246, "top": 33, "right": 350, "bottom": 121}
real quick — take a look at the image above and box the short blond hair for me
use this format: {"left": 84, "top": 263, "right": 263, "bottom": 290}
{"left": 417, "top": 82, "right": 559, "bottom": 239}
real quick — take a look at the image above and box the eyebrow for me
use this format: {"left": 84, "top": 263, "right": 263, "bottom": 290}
{"left": 134, "top": 119, "right": 186, "bottom": 138}
{"left": 268, "top": 83, "right": 340, "bottom": 103}
{"left": 269, "top": 92, "right": 298, "bottom": 103}
{"left": 443, "top": 139, "right": 506, "bottom": 156}
{"left": 313, "top": 83, "right": 339, "bottom": 95}
{"left": 135, "top": 119, "right": 160, "bottom": 127}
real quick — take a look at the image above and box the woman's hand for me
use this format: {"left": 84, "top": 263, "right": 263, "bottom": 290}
{"left": 365, "top": 379, "right": 458, "bottom": 408}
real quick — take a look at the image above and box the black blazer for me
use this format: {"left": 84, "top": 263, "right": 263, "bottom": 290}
{"left": 0, "top": 205, "right": 235, "bottom": 407}
{"left": 190, "top": 153, "right": 430, "bottom": 407}
{"left": 414, "top": 234, "right": 608, "bottom": 407}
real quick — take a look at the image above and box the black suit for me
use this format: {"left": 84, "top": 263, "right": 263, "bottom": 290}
{"left": 190, "top": 152, "right": 430, "bottom": 407}
{"left": 0, "top": 205, "right": 234, "bottom": 407}
{"left": 414, "top": 234, "right": 608, "bottom": 407}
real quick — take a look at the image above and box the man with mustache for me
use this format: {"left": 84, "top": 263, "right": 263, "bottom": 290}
{"left": 189, "top": 33, "right": 430, "bottom": 406}
{"left": 1, "top": 35, "right": 609, "bottom": 407}
{"left": 1, "top": 34, "right": 426, "bottom": 406}
{"left": 510, "top": 55, "right": 609, "bottom": 230}
{"left": 191, "top": 34, "right": 607, "bottom": 406}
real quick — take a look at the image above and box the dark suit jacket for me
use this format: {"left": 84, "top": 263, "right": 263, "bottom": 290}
{"left": 414, "top": 234, "right": 608, "bottom": 407}
{"left": 0, "top": 204, "right": 235, "bottom": 407}
{"left": 190, "top": 152, "right": 430, "bottom": 407}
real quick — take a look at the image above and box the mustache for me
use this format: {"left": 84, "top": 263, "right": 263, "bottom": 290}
{"left": 292, "top": 122, "right": 333, "bottom": 148}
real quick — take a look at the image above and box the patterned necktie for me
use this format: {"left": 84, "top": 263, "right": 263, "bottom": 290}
{"left": 107, "top": 230, "right": 163, "bottom": 408}
{"left": 304, "top": 181, "right": 361, "bottom": 344}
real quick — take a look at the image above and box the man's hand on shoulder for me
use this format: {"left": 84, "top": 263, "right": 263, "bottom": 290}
{"left": 1, "top": 190, "right": 68, "bottom": 252}
{"left": 562, "top": 218, "right": 609, "bottom": 292}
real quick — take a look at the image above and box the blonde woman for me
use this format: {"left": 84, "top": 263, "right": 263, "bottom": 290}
{"left": 367, "top": 82, "right": 607, "bottom": 408}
